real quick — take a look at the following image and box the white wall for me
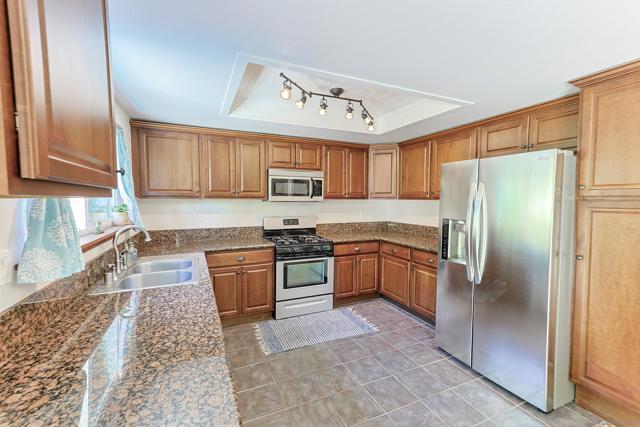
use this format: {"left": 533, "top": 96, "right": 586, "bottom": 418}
{"left": 138, "top": 198, "right": 440, "bottom": 230}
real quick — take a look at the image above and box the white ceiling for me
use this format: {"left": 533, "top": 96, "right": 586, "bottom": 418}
{"left": 109, "top": 0, "right": 640, "bottom": 144}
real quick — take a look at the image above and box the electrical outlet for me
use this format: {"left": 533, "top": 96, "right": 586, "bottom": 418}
{"left": 0, "top": 250, "right": 11, "bottom": 286}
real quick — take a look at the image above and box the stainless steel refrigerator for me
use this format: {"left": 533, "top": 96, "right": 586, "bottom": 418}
{"left": 435, "top": 149, "right": 576, "bottom": 412}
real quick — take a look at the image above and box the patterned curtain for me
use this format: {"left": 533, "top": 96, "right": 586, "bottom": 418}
{"left": 116, "top": 126, "right": 143, "bottom": 226}
{"left": 17, "top": 199, "right": 84, "bottom": 284}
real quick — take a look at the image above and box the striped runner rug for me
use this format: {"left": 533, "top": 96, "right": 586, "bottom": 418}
{"left": 254, "top": 308, "right": 378, "bottom": 355}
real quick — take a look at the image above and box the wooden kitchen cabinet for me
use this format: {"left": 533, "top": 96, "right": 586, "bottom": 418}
{"left": 347, "top": 148, "right": 368, "bottom": 198}
{"left": 369, "top": 145, "right": 398, "bottom": 199}
{"left": 528, "top": 99, "right": 579, "bottom": 152}
{"left": 334, "top": 255, "right": 358, "bottom": 299}
{"left": 380, "top": 254, "right": 411, "bottom": 305}
{"left": 235, "top": 138, "right": 266, "bottom": 198}
{"left": 410, "top": 263, "right": 437, "bottom": 319}
{"left": 201, "top": 134, "right": 236, "bottom": 197}
{"left": 268, "top": 140, "right": 323, "bottom": 170}
{"left": 571, "top": 199, "right": 640, "bottom": 422}
{"left": 430, "top": 129, "right": 477, "bottom": 199}
{"left": 209, "top": 266, "right": 242, "bottom": 318}
{"left": 334, "top": 243, "right": 379, "bottom": 301}
{"left": 137, "top": 128, "right": 201, "bottom": 197}
{"left": 324, "top": 146, "right": 347, "bottom": 198}
{"left": 399, "top": 139, "right": 431, "bottom": 199}
{"left": 357, "top": 254, "right": 379, "bottom": 295}
{"left": 572, "top": 64, "right": 640, "bottom": 198}
{"left": 208, "top": 249, "right": 274, "bottom": 320}
{"left": 478, "top": 115, "right": 529, "bottom": 158}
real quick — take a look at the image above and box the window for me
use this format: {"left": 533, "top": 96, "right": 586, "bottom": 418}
{"left": 69, "top": 196, "right": 116, "bottom": 236}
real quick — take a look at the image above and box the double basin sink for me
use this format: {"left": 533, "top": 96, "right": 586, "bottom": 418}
{"left": 90, "top": 257, "right": 197, "bottom": 295}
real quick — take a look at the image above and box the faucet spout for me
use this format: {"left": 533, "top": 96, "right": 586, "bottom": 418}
{"left": 113, "top": 224, "right": 152, "bottom": 274}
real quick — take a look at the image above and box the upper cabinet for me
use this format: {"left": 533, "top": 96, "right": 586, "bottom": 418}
{"left": 325, "top": 145, "right": 368, "bottom": 199}
{"left": 268, "top": 140, "right": 322, "bottom": 170}
{"left": 399, "top": 139, "right": 431, "bottom": 199}
{"left": 0, "top": 0, "right": 116, "bottom": 197}
{"left": 132, "top": 124, "right": 267, "bottom": 199}
{"left": 369, "top": 145, "right": 398, "bottom": 199}
{"left": 430, "top": 129, "right": 477, "bottom": 199}
{"left": 572, "top": 64, "right": 640, "bottom": 197}
{"left": 478, "top": 115, "right": 529, "bottom": 158}
{"left": 528, "top": 98, "right": 579, "bottom": 151}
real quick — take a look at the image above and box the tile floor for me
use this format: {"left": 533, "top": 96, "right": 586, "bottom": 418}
{"left": 223, "top": 298, "right": 608, "bottom": 427}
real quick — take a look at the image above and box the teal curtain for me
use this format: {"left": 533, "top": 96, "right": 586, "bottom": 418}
{"left": 17, "top": 199, "right": 84, "bottom": 284}
{"left": 116, "top": 126, "right": 143, "bottom": 226}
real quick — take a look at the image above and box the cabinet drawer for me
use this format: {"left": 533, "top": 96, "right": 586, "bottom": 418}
{"left": 412, "top": 249, "right": 438, "bottom": 269}
{"left": 381, "top": 242, "right": 410, "bottom": 260}
{"left": 207, "top": 248, "right": 273, "bottom": 267}
{"left": 334, "top": 241, "right": 380, "bottom": 256}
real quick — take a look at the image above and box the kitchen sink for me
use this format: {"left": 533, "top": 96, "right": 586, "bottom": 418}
{"left": 129, "top": 259, "right": 193, "bottom": 274}
{"left": 90, "top": 256, "right": 198, "bottom": 295}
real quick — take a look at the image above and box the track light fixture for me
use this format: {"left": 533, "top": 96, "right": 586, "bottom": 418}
{"left": 278, "top": 72, "right": 375, "bottom": 131}
{"left": 295, "top": 93, "right": 307, "bottom": 109}
{"left": 345, "top": 102, "right": 354, "bottom": 119}
{"left": 318, "top": 97, "right": 328, "bottom": 115}
{"left": 279, "top": 79, "right": 292, "bottom": 100}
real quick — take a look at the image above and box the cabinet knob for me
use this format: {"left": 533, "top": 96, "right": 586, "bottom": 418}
{"left": 576, "top": 255, "right": 584, "bottom": 261}
{"left": 354, "top": 247, "right": 360, "bottom": 252}
{"left": 236, "top": 256, "right": 246, "bottom": 262}
{"left": 392, "top": 249, "right": 397, "bottom": 253}
{"left": 578, "top": 185, "right": 586, "bottom": 190}
{"left": 520, "top": 144, "right": 527, "bottom": 149}
{"left": 428, "top": 258, "right": 434, "bottom": 263}
{"left": 527, "top": 144, "right": 534, "bottom": 148}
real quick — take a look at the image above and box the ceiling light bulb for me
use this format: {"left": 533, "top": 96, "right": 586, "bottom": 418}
{"left": 345, "top": 102, "right": 354, "bottom": 119}
{"left": 364, "top": 115, "right": 372, "bottom": 125}
{"left": 368, "top": 122, "right": 375, "bottom": 132}
{"left": 296, "top": 93, "right": 307, "bottom": 109}
{"left": 318, "top": 98, "right": 328, "bottom": 116}
{"left": 279, "top": 81, "right": 292, "bottom": 100}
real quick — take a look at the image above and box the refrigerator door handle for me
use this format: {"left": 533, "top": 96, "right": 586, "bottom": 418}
{"left": 474, "top": 182, "right": 488, "bottom": 284}
{"left": 465, "top": 183, "right": 476, "bottom": 282}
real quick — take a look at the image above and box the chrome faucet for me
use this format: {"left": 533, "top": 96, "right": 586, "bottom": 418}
{"left": 113, "top": 224, "right": 152, "bottom": 274}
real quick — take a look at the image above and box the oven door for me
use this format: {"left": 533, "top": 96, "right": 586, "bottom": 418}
{"left": 269, "top": 176, "right": 313, "bottom": 201}
{"left": 276, "top": 257, "right": 334, "bottom": 301}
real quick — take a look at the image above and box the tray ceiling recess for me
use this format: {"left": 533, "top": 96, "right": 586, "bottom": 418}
{"left": 221, "top": 55, "right": 474, "bottom": 135}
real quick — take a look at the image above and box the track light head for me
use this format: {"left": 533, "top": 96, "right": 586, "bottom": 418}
{"left": 296, "top": 93, "right": 307, "bottom": 109}
{"left": 368, "top": 121, "right": 375, "bottom": 132}
{"left": 279, "top": 80, "right": 292, "bottom": 100}
{"left": 345, "top": 102, "right": 354, "bottom": 119}
{"left": 318, "top": 97, "right": 328, "bottom": 116}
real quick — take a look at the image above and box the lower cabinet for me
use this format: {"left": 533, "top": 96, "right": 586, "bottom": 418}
{"left": 334, "top": 243, "right": 379, "bottom": 301}
{"left": 410, "top": 263, "right": 437, "bottom": 319}
{"left": 208, "top": 249, "right": 274, "bottom": 319}
{"left": 380, "top": 254, "right": 411, "bottom": 305}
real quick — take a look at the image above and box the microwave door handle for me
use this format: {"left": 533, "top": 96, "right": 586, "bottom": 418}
{"left": 309, "top": 178, "right": 314, "bottom": 199}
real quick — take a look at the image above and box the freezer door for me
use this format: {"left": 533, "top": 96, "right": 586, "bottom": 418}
{"left": 436, "top": 159, "right": 478, "bottom": 366}
{"left": 472, "top": 150, "right": 560, "bottom": 410}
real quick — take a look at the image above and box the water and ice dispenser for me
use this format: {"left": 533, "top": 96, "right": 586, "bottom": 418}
{"left": 441, "top": 219, "right": 468, "bottom": 263}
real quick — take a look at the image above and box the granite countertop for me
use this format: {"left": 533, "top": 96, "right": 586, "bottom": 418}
{"left": 319, "top": 231, "right": 440, "bottom": 253}
{"left": 139, "top": 237, "right": 275, "bottom": 256}
{"left": 0, "top": 252, "right": 241, "bottom": 427}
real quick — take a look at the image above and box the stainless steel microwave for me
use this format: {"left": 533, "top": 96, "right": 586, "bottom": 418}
{"left": 268, "top": 169, "right": 324, "bottom": 202}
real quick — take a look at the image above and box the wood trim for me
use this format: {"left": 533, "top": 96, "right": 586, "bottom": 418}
{"left": 334, "top": 293, "right": 380, "bottom": 307}
{"left": 220, "top": 311, "right": 273, "bottom": 327}
{"left": 570, "top": 58, "right": 640, "bottom": 88}
{"left": 130, "top": 120, "right": 369, "bottom": 149}
{"left": 575, "top": 384, "right": 640, "bottom": 426}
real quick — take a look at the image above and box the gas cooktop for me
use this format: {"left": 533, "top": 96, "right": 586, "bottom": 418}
{"left": 264, "top": 233, "right": 332, "bottom": 246}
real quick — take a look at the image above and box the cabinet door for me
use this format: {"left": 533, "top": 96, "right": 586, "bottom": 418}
{"left": 572, "top": 199, "right": 640, "bottom": 413}
{"left": 430, "top": 130, "right": 477, "bottom": 199}
{"left": 528, "top": 100, "right": 579, "bottom": 152}
{"left": 297, "top": 143, "right": 323, "bottom": 170}
{"left": 357, "top": 254, "right": 379, "bottom": 295}
{"left": 410, "top": 264, "right": 437, "bottom": 319}
{"left": 7, "top": 0, "right": 116, "bottom": 189}
{"left": 577, "top": 72, "right": 640, "bottom": 197}
{"left": 201, "top": 134, "right": 236, "bottom": 197}
{"left": 380, "top": 254, "right": 410, "bottom": 305}
{"left": 241, "top": 263, "right": 274, "bottom": 314}
{"left": 268, "top": 140, "right": 296, "bottom": 168}
{"left": 369, "top": 146, "right": 398, "bottom": 199}
{"left": 210, "top": 266, "right": 242, "bottom": 318}
{"left": 138, "top": 128, "right": 200, "bottom": 197}
{"left": 347, "top": 148, "right": 368, "bottom": 198}
{"left": 236, "top": 138, "right": 266, "bottom": 198}
{"left": 478, "top": 116, "right": 529, "bottom": 158}
{"left": 399, "top": 140, "right": 431, "bottom": 199}
{"left": 325, "top": 146, "right": 347, "bottom": 198}
{"left": 334, "top": 256, "right": 357, "bottom": 299}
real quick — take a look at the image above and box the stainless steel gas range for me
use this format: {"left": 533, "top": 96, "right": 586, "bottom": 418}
{"left": 263, "top": 216, "right": 334, "bottom": 319}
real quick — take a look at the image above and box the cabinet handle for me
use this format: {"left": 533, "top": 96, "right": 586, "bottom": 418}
{"left": 527, "top": 144, "right": 534, "bottom": 148}
{"left": 428, "top": 258, "right": 434, "bottom": 263}
{"left": 576, "top": 255, "right": 584, "bottom": 261}
{"left": 354, "top": 247, "right": 360, "bottom": 252}
{"left": 520, "top": 144, "right": 527, "bottom": 149}
{"left": 392, "top": 249, "right": 397, "bottom": 254}
{"left": 236, "top": 256, "right": 246, "bottom": 262}
{"left": 578, "top": 185, "right": 586, "bottom": 190}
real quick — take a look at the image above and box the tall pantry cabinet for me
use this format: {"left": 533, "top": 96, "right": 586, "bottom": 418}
{"left": 570, "top": 60, "right": 640, "bottom": 426}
